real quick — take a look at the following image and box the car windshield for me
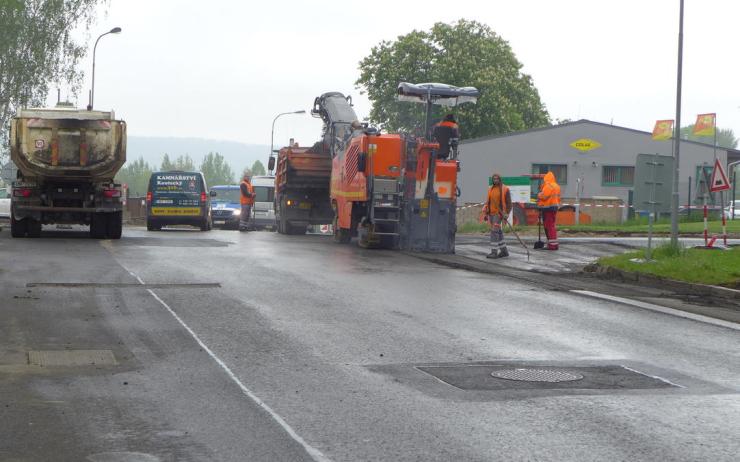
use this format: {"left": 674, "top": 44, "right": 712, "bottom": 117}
{"left": 211, "top": 189, "right": 241, "bottom": 203}
{"left": 254, "top": 186, "right": 274, "bottom": 203}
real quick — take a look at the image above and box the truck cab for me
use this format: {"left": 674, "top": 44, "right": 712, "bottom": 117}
{"left": 250, "top": 175, "right": 276, "bottom": 230}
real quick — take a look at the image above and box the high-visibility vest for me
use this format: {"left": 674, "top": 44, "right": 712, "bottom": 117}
{"left": 240, "top": 180, "right": 254, "bottom": 206}
{"left": 537, "top": 179, "right": 561, "bottom": 208}
{"left": 486, "top": 184, "right": 510, "bottom": 215}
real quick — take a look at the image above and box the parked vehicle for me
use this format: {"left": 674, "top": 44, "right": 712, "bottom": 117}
{"left": 146, "top": 171, "right": 212, "bottom": 231}
{"left": 0, "top": 186, "right": 10, "bottom": 219}
{"left": 250, "top": 175, "right": 276, "bottom": 230}
{"left": 724, "top": 200, "right": 740, "bottom": 219}
{"left": 9, "top": 104, "right": 126, "bottom": 238}
{"left": 210, "top": 185, "right": 241, "bottom": 229}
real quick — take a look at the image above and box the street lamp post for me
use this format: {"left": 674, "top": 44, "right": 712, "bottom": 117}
{"left": 269, "top": 110, "right": 306, "bottom": 172}
{"left": 670, "top": 0, "right": 684, "bottom": 246}
{"left": 87, "top": 27, "right": 122, "bottom": 110}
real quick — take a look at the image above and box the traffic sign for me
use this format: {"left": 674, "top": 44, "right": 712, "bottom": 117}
{"left": 709, "top": 158, "right": 730, "bottom": 192}
{"left": 569, "top": 138, "right": 602, "bottom": 152}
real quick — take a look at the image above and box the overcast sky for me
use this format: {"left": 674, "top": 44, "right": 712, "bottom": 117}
{"left": 54, "top": 0, "right": 740, "bottom": 150}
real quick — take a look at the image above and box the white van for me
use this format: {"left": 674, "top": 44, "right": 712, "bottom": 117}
{"left": 250, "top": 175, "right": 276, "bottom": 230}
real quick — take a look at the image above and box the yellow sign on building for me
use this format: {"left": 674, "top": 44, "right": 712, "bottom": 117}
{"left": 570, "top": 138, "right": 602, "bottom": 152}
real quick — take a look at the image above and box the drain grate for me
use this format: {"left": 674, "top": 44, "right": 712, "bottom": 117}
{"left": 28, "top": 350, "right": 117, "bottom": 367}
{"left": 491, "top": 368, "right": 583, "bottom": 383}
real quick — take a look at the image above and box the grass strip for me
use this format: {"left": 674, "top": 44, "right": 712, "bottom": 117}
{"left": 597, "top": 245, "right": 740, "bottom": 287}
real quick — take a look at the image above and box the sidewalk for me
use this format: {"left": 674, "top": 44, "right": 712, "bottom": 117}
{"left": 455, "top": 234, "right": 740, "bottom": 274}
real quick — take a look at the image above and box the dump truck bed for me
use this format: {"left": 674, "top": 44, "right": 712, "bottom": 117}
{"left": 275, "top": 146, "right": 332, "bottom": 192}
{"left": 10, "top": 107, "right": 126, "bottom": 182}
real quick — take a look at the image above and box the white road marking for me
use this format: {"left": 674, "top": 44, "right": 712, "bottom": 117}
{"left": 572, "top": 290, "right": 740, "bottom": 332}
{"left": 125, "top": 268, "right": 331, "bottom": 462}
{"left": 620, "top": 364, "right": 685, "bottom": 389}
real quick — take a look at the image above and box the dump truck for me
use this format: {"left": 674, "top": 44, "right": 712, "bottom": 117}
{"left": 9, "top": 105, "right": 126, "bottom": 238}
{"left": 271, "top": 143, "right": 333, "bottom": 234}
{"left": 268, "top": 92, "right": 357, "bottom": 235}
{"left": 330, "top": 82, "right": 479, "bottom": 253}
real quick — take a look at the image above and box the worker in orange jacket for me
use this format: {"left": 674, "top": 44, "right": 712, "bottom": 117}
{"left": 483, "top": 173, "right": 512, "bottom": 259}
{"left": 537, "top": 171, "right": 561, "bottom": 250}
{"left": 432, "top": 114, "right": 459, "bottom": 159}
{"left": 239, "top": 171, "right": 255, "bottom": 232}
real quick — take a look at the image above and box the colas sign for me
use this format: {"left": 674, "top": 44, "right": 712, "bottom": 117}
{"left": 570, "top": 138, "right": 602, "bottom": 152}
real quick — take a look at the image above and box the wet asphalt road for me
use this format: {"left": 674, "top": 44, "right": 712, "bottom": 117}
{"left": 1, "top": 226, "right": 739, "bottom": 461}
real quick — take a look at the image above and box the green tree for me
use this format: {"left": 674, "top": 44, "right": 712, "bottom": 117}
{"left": 0, "top": 0, "right": 104, "bottom": 161}
{"left": 200, "top": 152, "right": 235, "bottom": 186}
{"left": 250, "top": 159, "right": 266, "bottom": 176}
{"left": 160, "top": 153, "right": 195, "bottom": 171}
{"left": 356, "top": 19, "right": 550, "bottom": 139}
{"left": 680, "top": 125, "right": 737, "bottom": 149}
{"left": 115, "top": 156, "right": 153, "bottom": 197}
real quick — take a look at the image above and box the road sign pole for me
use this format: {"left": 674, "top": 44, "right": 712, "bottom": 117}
{"left": 721, "top": 190, "right": 726, "bottom": 245}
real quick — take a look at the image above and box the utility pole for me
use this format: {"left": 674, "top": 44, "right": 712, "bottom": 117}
{"left": 670, "top": 0, "right": 684, "bottom": 246}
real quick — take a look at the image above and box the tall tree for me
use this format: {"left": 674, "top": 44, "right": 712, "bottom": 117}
{"left": 250, "top": 159, "right": 266, "bottom": 176}
{"left": 115, "top": 156, "right": 153, "bottom": 197}
{"left": 356, "top": 19, "right": 550, "bottom": 139}
{"left": 160, "top": 153, "right": 195, "bottom": 171}
{"left": 200, "top": 152, "right": 235, "bottom": 186}
{"left": 680, "top": 125, "right": 737, "bottom": 149}
{"left": 0, "top": 0, "right": 104, "bottom": 161}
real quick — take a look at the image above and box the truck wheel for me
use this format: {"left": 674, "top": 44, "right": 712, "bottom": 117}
{"left": 10, "top": 211, "right": 27, "bottom": 238}
{"left": 90, "top": 213, "right": 106, "bottom": 238}
{"left": 26, "top": 218, "right": 42, "bottom": 238}
{"left": 200, "top": 217, "right": 211, "bottom": 232}
{"left": 146, "top": 219, "right": 160, "bottom": 231}
{"left": 106, "top": 211, "right": 122, "bottom": 239}
{"left": 288, "top": 223, "right": 306, "bottom": 235}
{"left": 333, "top": 215, "right": 351, "bottom": 243}
{"left": 278, "top": 213, "right": 288, "bottom": 235}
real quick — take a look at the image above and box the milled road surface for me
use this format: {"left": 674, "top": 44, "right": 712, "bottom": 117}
{"left": 1, "top": 227, "right": 739, "bottom": 461}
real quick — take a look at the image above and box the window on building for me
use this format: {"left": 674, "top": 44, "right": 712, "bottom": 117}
{"left": 602, "top": 166, "right": 635, "bottom": 186}
{"left": 531, "top": 163, "right": 567, "bottom": 196}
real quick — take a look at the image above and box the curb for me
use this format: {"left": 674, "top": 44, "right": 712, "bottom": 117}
{"left": 584, "top": 263, "right": 740, "bottom": 302}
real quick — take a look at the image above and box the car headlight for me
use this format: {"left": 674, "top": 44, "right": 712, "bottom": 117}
{"left": 232, "top": 209, "right": 241, "bottom": 216}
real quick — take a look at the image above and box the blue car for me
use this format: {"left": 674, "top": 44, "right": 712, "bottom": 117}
{"left": 209, "top": 185, "right": 242, "bottom": 229}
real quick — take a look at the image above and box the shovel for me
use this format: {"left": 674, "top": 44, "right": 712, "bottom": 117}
{"left": 533, "top": 210, "right": 545, "bottom": 249}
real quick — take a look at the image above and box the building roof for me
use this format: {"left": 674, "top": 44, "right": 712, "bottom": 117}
{"left": 461, "top": 119, "right": 740, "bottom": 155}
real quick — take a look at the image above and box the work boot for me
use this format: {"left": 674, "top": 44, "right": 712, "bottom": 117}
{"left": 498, "top": 247, "right": 509, "bottom": 258}
{"left": 486, "top": 249, "right": 499, "bottom": 259}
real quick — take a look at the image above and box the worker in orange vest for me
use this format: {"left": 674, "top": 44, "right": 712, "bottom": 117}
{"left": 482, "top": 172, "right": 512, "bottom": 258}
{"left": 432, "top": 113, "right": 459, "bottom": 159}
{"left": 239, "top": 170, "right": 255, "bottom": 232}
{"left": 537, "top": 171, "right": 561, "bottom": 250}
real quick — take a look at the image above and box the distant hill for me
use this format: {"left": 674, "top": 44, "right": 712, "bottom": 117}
{"left": 126, "top": 136, "right": 270, "bottom": 174}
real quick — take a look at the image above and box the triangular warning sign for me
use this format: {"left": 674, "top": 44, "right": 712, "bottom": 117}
{"left": 709, "top": 158, "right": 730, "bottom": 192}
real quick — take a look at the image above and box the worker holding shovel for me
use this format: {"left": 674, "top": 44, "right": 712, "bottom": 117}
{"left": 537, "top": 171, "right": 561, "bottom": 250}
{"left": 482, "top": 173, "right": 512, "bottom": 259}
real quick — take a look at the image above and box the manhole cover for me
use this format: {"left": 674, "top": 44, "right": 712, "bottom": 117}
{"left": 491, "top": 368, "right": 583, "bottom": 383}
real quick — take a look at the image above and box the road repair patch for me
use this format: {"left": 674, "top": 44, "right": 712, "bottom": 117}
{"left": 415, "top": 364, "right": 674, "bottom": 391}
{"left": 28, "top": 350, "right": 117, "bottom": 367}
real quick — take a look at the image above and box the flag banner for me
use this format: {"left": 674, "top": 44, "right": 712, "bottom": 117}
{"left": 652, "top": 119, "right": 674, "bottom": 140}
{"left": 693, "top": 113, "right": 716, "bottom": 137}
